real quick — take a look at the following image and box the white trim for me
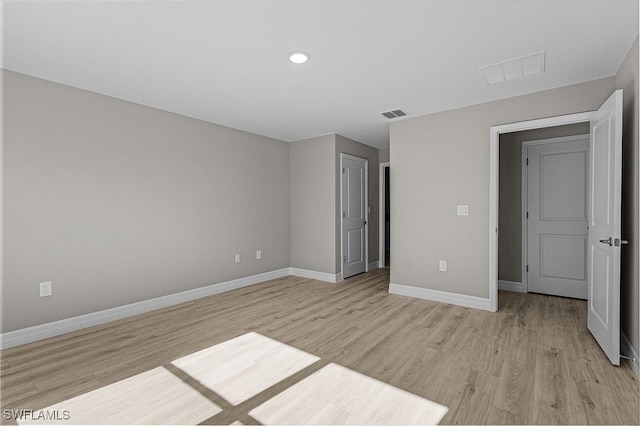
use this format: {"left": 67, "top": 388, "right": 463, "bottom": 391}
{"left": 489, "top": 111, "right": 595, "bottom": 312}
{"left": 489, "top": 128, "right": 499, "bottom": 312}
{"left": 521, "top": 134, "right": 590, "bottom": 295}
{"left": 621, "top": 332, "right": 639, "bottom": 375}
{"left": 498, "top": 280, "right": 525, "bottom": 293}
{"left": 389, "top": 283, "right": 492, "bottom": 311}
{"left": 379, "top": 162, "right": 390, "bottom": 268}
{"left": 0, "top": 67, "right": 4, "bottom": 342}
{"left": 0, "top": 268, "right": 291, "bottom": 350}
{"left": 340, "top": 153, "right": 369, "bottom": 278}
{"left": 521, "top": 141, "right": 528, "bottom": 294}
{"left": 365, "top": 160, "right": 369, "bottom": 272}
{"left": 289, "top": 267, "right": 342, "bottom": 283}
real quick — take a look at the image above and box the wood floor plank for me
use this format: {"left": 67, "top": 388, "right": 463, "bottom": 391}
{"left": 492, "top": 327, "right": 538, "bottom": 419}
{"left": 442, "top": 369, "right": 498, "bottom": 425}
{"left": 1, "top": 268, "right": 637, "bottom": 425}
{"left": 532, "top": 345, "right": 587, "bottom": 425}
{"left": 575, "top": 380, "right": 631, "bottom": 424}
{"left": 468, "top": 331, "right": 507, "bottom": 377}
{"left": 486, "top": 405, "right": 519, "bottom": 425}
{"left": 0, "top": 381, "right": 39, "bottom": 407}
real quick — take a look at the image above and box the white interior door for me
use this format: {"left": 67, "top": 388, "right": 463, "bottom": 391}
{"left": 527, "top": 137, "right": 589, "bottom": 299}
{"left": 588, "top": 89, "right": 623, "bottom": 365}
{"left": 341, "top": 154, "right": 367, "bottom": 279}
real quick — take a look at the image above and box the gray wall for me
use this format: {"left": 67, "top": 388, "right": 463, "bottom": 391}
{"left": 390, "top": 77, "right": 616, "bottom": 298}
{"left": 2, "top": 70, "right": 291, "bottom": 332}
{"left": 616, "top": 36, "right": 639, "bottom": 355}
{"left": 498, "top": 123, "right": 589, "bottom": 283}
{"left": 335, "top": 134, "right": 380, "bottom": 272}
{"left": 289, "top": 134, "right": 381, "bottom": 275}
{"left": 289, "top": 135, "right": 336, "bottom": 273}
{"left": 379, "top": 148, "right": 390, "bottom": 163}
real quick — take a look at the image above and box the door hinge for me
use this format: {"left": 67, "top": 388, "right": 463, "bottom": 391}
{"left": 343, "top": 256, "right": 346, "bottom": 263}
{"left": 342, "top": 167, "right": 345, "bottom": 173}
{"left": 342, "top": 211, "right": 345, "bottom": 218}
{"left": 526, "top": 211, "right": 529, "bottom": 219}
{"left": 526, "top": 265, "right": 529, "bottom": 272}
{"left": 526, "top": 158, "right": 529, "bottom": 166}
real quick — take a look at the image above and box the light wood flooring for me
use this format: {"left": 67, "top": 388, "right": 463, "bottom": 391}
{"left": 1, "top": 268, "right": 638, "bottom": 424}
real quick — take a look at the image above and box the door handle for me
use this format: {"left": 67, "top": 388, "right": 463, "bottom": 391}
{"left": 614, "top": 238, "right": 629, "bottom": 247}
{"left": 599, "top": 237, "right": 613, "bottom": 246}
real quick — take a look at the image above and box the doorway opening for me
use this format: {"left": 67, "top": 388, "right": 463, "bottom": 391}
{"left": 379, "top": 162, "right": 390, "bottom": 268}
{"left": 498, "top": 125, "right": 589, "bottom": 299}
{"left": 489, "top": 111, "right": 594, "bottom": 312}
{"left": 490, "top": 90, "right": 623, "bottom": 365}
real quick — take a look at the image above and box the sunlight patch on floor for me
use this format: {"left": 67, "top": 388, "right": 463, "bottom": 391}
{"left": 171, "top": 332, "right": 320, "bottom": 405}
{"left": 250, "top": 362, "right": 449, "bottom": 425}
{"left": 16, "top": 332, "right": 447, "bottom": 425}
{"left": 17, "top": 367, "right": 221, "bottom": 425}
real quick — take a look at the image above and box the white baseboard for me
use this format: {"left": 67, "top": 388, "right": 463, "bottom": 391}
{"left": 498, "top": 280, "right": 525, "bottom": 293}
{"left": 367, "top": 261, "right": 379, "bottom": 272}
{"left": 389, "top": 283, "right": 492, "bottom": 311}
{"left": 621, "top": 332, "right": 639, "bottom": 375}
{"left": 0, "top": 266, "right": 350, "bottom": 349}
{"left": 288, "top": 267, "right": 342, "bottom": 283}
{"left": 1, "top": 268, "right": 293, "bottom": 350}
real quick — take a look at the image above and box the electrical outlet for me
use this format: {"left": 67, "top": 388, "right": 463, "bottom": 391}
{"left": 256, "top": 250, "right": 262, "bottom": 260}
{"left": 439, "top": 261, "right": 447, "bottom": 272}
{"left": 234, "top": 254, "right": 241, "bottom": 263}
{"left": 39, "top": 281, "right": 52, "bottom": 297}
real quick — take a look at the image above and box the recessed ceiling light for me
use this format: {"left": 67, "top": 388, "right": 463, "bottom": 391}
{"left": 288, "top": 51, "right": 310, "bottom": 64}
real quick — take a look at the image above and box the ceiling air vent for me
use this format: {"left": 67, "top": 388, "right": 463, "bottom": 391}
{"left": 481, "top": 51, "right": 546, "bottom": 85}
{"left": 382, "top": 109, "right": 407, "bottom": 119}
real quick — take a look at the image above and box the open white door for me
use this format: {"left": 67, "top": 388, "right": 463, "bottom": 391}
{"left": 588, "top": 89, "right": 623, "bottom": 365}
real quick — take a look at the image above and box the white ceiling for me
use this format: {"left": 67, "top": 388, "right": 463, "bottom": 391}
{"left": 2, "top": 0, "right": 638, "bottom": 148}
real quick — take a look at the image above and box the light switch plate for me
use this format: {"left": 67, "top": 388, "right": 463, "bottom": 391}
{"left": 457, "top": 205, "right": 469, "bottom": 216}
{"left": 39, "top": 281, "right": 52, "bottom": 297}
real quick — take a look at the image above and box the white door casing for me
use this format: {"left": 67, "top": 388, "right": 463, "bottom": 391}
{"left": 526, "top": 137, "right": 589, "bottom": 299}
{"left": 379, "top": 162, "right": 390, "bottom": 268}
{"left": 490, "top": 111, "right": 594, "bottom": 312}
{"left": 341, "top": 154, "right": 368, "bottom": 279}
{"left": 587, "top": 89, "right": 623, "bottom": 365}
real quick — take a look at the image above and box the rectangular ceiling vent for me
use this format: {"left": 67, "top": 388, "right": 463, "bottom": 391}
{"left": 481, "top": 51, "right": 546, "bottom": 85}
{"left": 382, "top": 109, "right": 407, "bottom": 119}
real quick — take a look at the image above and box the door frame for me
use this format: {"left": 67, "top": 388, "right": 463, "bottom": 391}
{"left": 340, "top": 153, "right": 369, "bottom": 278}
{"left": 379, "top": 162, "right": 390, "bottom": 268}
{"left": 489, "top": 111, "right": 595, "bottom": 311}
{"left": 520, "top": 134, "right": 590, "bottom": 296}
